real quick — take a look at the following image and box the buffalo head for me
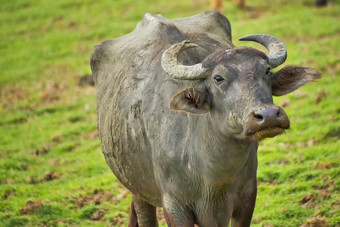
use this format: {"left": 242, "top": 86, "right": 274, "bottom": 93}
{"left": 161, "top": 34, "right": 321, "bottom": 141}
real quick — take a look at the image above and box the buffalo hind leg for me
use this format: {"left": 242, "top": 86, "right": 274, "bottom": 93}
{"left": 129, "top": 201, "right": 138, "bottom": 227}
{"left": 129, "top": 193, "right": 158, "bottom": 227}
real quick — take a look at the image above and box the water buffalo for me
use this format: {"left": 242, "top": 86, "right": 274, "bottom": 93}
{"left": 91, "top": 11, "right": 321, "bottom": 227}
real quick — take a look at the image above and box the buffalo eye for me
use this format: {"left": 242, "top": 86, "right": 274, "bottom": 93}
{"left": 265, "top": 67, "right": 272, "bottom": 76}
{"left": 214, "top": 75, "right": 224, "bottom": 83}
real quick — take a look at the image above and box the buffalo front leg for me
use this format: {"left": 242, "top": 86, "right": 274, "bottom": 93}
{"left": 163, "top": 208, "right": 196, "bottom": 227}
{"left": 129, "top": 193, "right": 158, "bottom": 227}
{"left": 230, "top": 187, "right": 257, "bottom": 227}
{"left": 162, "top": 195, "right": 195, "bottom": 227}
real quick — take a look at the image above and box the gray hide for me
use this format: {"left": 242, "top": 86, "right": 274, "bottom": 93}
{"left": 92, "top": 11, "right": 236, "bottom": 206}
{"left": 91, "top": 11, "right": 321, "bottom": 227}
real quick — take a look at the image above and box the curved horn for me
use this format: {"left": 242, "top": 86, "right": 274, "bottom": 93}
{"left": 161, "top": 40, "right": 207, "bottom": 80}
{"left": 239, "top": 34, "right": 287, "bottom": 68}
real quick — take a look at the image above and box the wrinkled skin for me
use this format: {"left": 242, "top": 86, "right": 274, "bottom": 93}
{"left": 91, "top": 11, "right": 321, "bottom": 227}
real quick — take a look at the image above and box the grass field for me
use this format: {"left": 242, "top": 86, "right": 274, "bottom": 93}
{"left": 0, "top": 0, "right": 339, "bottom": 226}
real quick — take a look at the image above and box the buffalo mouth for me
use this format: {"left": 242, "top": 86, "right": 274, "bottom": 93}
{"left": 248, "top": 127, "right": 286, "bottom": 141}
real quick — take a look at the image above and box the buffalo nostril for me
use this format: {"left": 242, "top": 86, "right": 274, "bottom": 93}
{"left": 253, "top": 112, "right": 263, "bottom": 121}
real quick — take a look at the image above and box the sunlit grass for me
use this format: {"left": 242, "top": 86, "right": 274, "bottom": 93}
{"left": 0, "top": 0, "right": 339, "bottom": 226}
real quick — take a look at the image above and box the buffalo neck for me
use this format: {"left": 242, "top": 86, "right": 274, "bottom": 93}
{"left": 187, "top": 114, "right": 258, "bottom": 185}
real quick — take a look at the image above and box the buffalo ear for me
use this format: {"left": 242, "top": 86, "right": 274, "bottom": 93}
{"left": 271, "top": 66, "right": 322, "bottom": 96}
{"left": 169, "top": 88, "right": 210, "bottom": 114}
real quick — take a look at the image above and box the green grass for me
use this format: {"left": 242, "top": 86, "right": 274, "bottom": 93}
{"left": 0, "top": 0, "right": 339, "bottom": 226}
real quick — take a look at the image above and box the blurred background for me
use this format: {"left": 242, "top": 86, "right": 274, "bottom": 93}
{"left": 0, "top": 0, "right": 339, "bottom": 226}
